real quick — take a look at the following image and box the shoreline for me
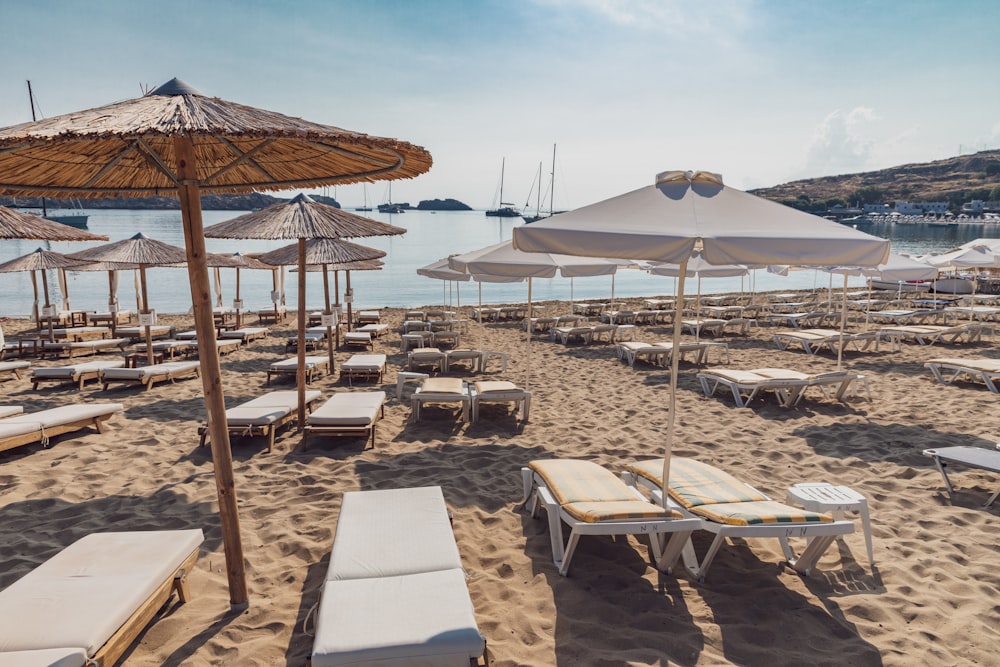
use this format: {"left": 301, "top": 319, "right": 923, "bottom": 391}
{"left": 1, "top": 292, "right": 998, "bottom": 665}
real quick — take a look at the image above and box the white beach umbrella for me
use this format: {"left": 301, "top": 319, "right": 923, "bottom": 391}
{"left": 417, "top": 257, "right": 471, "bottom": 312}
{"left": 512, "top": 169, "right": 890, "bottom": 509}
{"left": 449, "top": 241, "right": 619, "bottom": 388}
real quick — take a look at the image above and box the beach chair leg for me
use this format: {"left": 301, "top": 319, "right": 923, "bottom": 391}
{"left": 789, "top": 535, "right": 837, "bottom": 576}
{"left": 559, "top": 529, "right": 580, "bottom": 576}
{"left": 267, "top": 426, "right": 276, "bottom": 453}
{"left": 655, "top": 530, "right": 694, "bottom": 573}
{"left": 694, "top": 534, "right": 729, "bottom": 582}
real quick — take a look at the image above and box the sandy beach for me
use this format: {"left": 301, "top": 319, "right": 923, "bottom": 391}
{"left": 1, "top": 294, "right": 998, "bottom": 666}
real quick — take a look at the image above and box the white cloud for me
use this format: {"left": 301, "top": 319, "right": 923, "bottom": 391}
{"left": 542, "top": 0, "right": 754, "bottom": 42}
{"left": 800, "top": 107, "right": 880, "bottom": 177}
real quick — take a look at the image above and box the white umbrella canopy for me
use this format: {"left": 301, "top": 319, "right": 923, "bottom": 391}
{"left": 923, "top": 244, "right": 1000, "bottom": 270}
{"left": 512, "top": 169, "right": 891, "bottom": 511}
{"left": 448, "top": 240, "right": 620, "bottom": 278}
{"left": 417, "top": 258, "right": 471, "bottom": 315}
{"left": 0, "top": 78, "right": 431, "bottom": 607}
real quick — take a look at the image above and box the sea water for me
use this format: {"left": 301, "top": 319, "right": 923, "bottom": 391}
{"left": 1, "top": 209, "right": 997, "bottom": 318}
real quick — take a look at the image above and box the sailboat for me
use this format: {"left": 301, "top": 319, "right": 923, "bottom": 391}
{"left": 485, "top": 158, "right": 520, "bottom": 217}
{"left": 26, "top": 80, "right": 89, "bottom": 228}
{"left": 522, "top": 144, "right": 564, "bottom": 224}
{"left": 355, "top": 184, "right": 372, "bottom": 211}
{"left": 377, "top": 182, "right": 405, "bottom": 213}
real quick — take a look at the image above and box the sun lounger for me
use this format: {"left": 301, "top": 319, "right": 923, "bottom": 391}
{"left": 0, "top": 402, "right": 124, "bottom": 454}
{"left": 41, "top": 337, "right": 131, "bottom": 360}
{"left": 266, "top": 356, "right": 329, "bottom": 384}
{"left": 340, "top": 354, "right": 387, "bottom": 385}
{"left": 191, "top": 337, "right": 242, "bottom": 356}
{"left": 407, "top": 347, "right": 447, "bottom": 372}
{"left": 0, "top": 359, "right": 30, "bottom": 380}
{"left": 115, "top": 325, "right": 175, "bottom": 340}
{"left": 343, "top": 331, "right": 374, "bottom": 350}
{"left": 0, "top": 405, "right": 24, "bottom": 418}
{"left": 31, "top": 360, "right": 126, "bottom": 390}
{"left": 87, "top": 309, "right": 134, "bottom": 326}
{"left": 356, "top": 323, "right": 389, "bottom": 338}
{"left": 876, "top": 323, "right": 990, "bottom": 349}
{"left": 303, "top": 391, "right": 386, "bottom": 449}
{"left": 100, "top": 361, "right": 201, "bottom": 391}
{"left": 773, "top": 328, "right": 875, "bottom": 355}
{"left": 411, "top": 377, "right": 471, "bottom": 422}
{"left": 286, "top": 332, "right": 326, "bottom": 351}
{"left": 615, "top": 341, "right": 672, "bottom": 367}
{"left": 257, "top": 305, "right": 287, "bottom": 324}
{"left": 0, "top": 529, "right": 203, "bottom": 667}
{"left": 200, "top": 389, "right": 323, "bottom": 452}
{"left": 471, "top": 380, "right": 531, "bottom": 422}
{"left": 551, "top": 326, "right": 594, "bottom": 344}
{"left": 923, "top": 445, "right": 1000, "bottom": 507}
{"left": 310, "top": 486, "right": 486, "bottom": 667}
{"left": 623, "top": 457, "right": 855, "bottom": 580}
{"left": 924, "top": 357, "right": 1000, "bottom": 393}
{"left": 697, "top": 367, "right": 869, "bottom": 407}
{"left": 50, "top": 326, "right": 111, "bottom": 341}
{"left": 445, "top": 348, "right": 483, "bottom": 372}
{"left": 354, "top": 310, "right": 381, "bottom": 325}
{"left": 219, "top": 326, "right": 269, "bottom": 343}
{"left": 520, "top": 459, "right": 701, "bottom": 576}
{"left": 764, "top": 311, "right": 838, "bottom": 328}
{"left": 134, "top": 339, "right": 194, "bottom": 359}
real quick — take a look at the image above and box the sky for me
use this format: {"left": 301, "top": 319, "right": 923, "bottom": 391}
{"left": 1, "top": 0, "right": 998, "bottom": 210}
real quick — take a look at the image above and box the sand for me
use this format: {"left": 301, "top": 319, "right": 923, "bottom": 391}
{"left": 1, "top": 295, "right": 998, "bottom": 666}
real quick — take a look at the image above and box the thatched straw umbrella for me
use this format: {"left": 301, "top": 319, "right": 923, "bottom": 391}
{"left": 0, "top": 248, "right": 87, "bottom": 340}
{"left": 207, "top": 252, "right": 274, "bottom": 328}
{"left": 0, "top": 77, "right": 431, "bottom": 606}
{"left": 206, "top": 194, "right": 403, "bottom": 427}
{"left": 0, "top": 205, "right": 107, "bottom": 242}
{"left": 67, "top": 233, "right": 188, "bottom": 365}
{"left": 257, "top": 237, "right": 386, "bottom": 423}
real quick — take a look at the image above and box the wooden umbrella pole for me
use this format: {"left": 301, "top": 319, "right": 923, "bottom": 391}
{"left": 662, "top": 260, "right": 688, "bottom": 508}
{"left": 334, "top": 271, "right": 341, "bottom": 347}
{"left": 30, "top": 272, "right": 39, "bottom": 328}
{"left": 41, "top": 269, "right": 54, "bottom": 341}
{"left": 175, "top": 137, "right": 248, "bottom": 606}
{"left": 323, "top": 265, "right": 335, "bottom": 374}
{"left": 345, "top": 271, "right": 353, "bottom": 332}
{"left": 107, "top": 271, "right": 117, "bottom": 336}
{"left": 235, "top": 268, "right": 242, "bottom": 328}
{"left": 139, "top": 267, "right": 154, "bottom": 366}
{"left": 296, "top": 238, "right": 307, "bottom": 429}
{"left": 272, "top": 269, "right": 280, "bottom": 323}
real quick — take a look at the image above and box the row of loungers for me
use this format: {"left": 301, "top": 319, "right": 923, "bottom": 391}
{"left": 522, "top": 457, "right": 857, "bottom": 581}
{"left": 773, "top": 324, "right": 992, "bottom": 356}
{"left": 697, "top": 368, "right": 870, "bottom": 407}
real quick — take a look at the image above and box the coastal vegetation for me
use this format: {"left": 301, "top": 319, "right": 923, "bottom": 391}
{"left": 753, "top": 149, "right": 1000, "bottom": 212}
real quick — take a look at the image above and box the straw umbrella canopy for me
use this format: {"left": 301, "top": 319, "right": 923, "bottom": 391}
{"left": 206, "top": 193, "right": 404, "bottom": 425}
{"left": 0, "top": 248, "right": 87, "bottom": 339}
{"left": 0, "top": 78, "right": 430, "bottom": 606}
{"left": 513, "top": 169, "right": 890, "bottom": 515}
{"left": 256, "top": 236, "right": 387, "bottom": 423}
{"left": 66, "top": 232, "right": 189, "bottom": 365}
{"left": 205, "top": 252, "right": 274, "bottom": 328}
{"left": 0, "top": 205, "right": 108, "bottom": 242}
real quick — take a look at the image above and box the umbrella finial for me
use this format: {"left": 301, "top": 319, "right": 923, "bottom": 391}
{"left": 149, "top": 78, "right": 204, "bottom": 97}
{"left": 290, "top": 193, "right": 316, "bottom": 204}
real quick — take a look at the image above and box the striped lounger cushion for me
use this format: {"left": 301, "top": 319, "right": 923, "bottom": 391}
{"left": 529, "top": 459, "right": 679, "bottom": 523}
{"left": 630, "top": 458, "right": 832, "bottom": 526}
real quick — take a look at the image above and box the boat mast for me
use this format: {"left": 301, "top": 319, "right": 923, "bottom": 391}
{"left": 549, "top": 144, "right": 556, "bottom": 216}
{"left": 27, "top": 80, "right": 48, "bottom": 217}
{"left": 499, "top": 158, "right": 505, "bottom": 207}
{"left": 535, "top": 161, "right": 542, "bottom": 216}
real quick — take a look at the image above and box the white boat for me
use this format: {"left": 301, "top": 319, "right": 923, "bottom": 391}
{"left": 485, "top": 158, "right": 520, "bottom": 217}
{"left": 522, "top": 144, "right": 565, "bottom": 224}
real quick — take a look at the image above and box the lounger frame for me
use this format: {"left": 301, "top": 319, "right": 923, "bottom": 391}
{"left": 0, "top": 409, "right": 120, "bottom": 454}
{"left": 924, "top": 358, "right": 1000, "bottom": 394}
{"left": 521, "top": 467, "right": 701, "bottom": 577}
{"left": 198, "top": 392, "right": 323, "bottom": 453}
{"left": 623, "top": 467, "right": 855, "bottom": 581}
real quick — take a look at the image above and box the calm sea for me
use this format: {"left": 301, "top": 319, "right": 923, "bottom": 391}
{"left": 2, "top": 209, "right": 998, "bottom": 318}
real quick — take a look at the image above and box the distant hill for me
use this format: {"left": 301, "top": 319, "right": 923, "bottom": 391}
{"left": 417, "top": 198, "right": 471, "bottom": 211}
{"left": 751, "top": 149, "right": 1000, "bottom": 211}
{"left": 0, "top": 192, "right": 339, "bottom": 210}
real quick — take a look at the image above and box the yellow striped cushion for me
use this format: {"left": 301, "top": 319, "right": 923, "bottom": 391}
{"left": 693, "top": 500, "right": 831, "bottom": 526}
{"left": 630, "top": 458, "right": 767, "bottom": 508}
{"left": 529, "top": 459, "right": 675, "bottom": 523}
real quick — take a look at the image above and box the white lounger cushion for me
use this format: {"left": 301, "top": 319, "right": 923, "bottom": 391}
{"left": 308, "top": 392, "right": 386, "bottom": 427}
{"left": 220, "top": 327, "right": 268, "bottom": 340}
{"left": 31, "top": 360, "right": 125, "bottom": 379}
{"left": 341, "top": 355, "right": 386, "bottom": 373}
{"left": 269, "top": 356, "right": 326, "bottom": 372}
{"left": 101, "top": 361, "right": 200, "bottom": 382}
{"left": 0, "top": 405, "right": 24, "bottom": 419}
{"left": 313, "top": 570, "right": 484, "bottom": 667}
{"left": 0, "top": 361, "right": 31, "bottom": 372}
{"left": 0, "top": 403, "right": 123, "bottom": 431}
{"left": 0, "top": 648, "right": 88, "bottom": 667}
{"left": 327, "top": 486, "right": 462, "bottom": 581}
{"left": 226, "top": 390, "right": 322, "bottom": 426}
{"left": 0, "top": 529, "right": 203, "bottom": 656}
{"left": 313, "top": 486, "right": 484, "bottom": 667}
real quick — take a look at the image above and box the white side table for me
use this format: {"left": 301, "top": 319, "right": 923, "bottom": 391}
{"left": 396, "top": 371, "right": 429, "bottom": 400}
{"left": 786, "top": 482, "right": 874, "bottom": 566}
